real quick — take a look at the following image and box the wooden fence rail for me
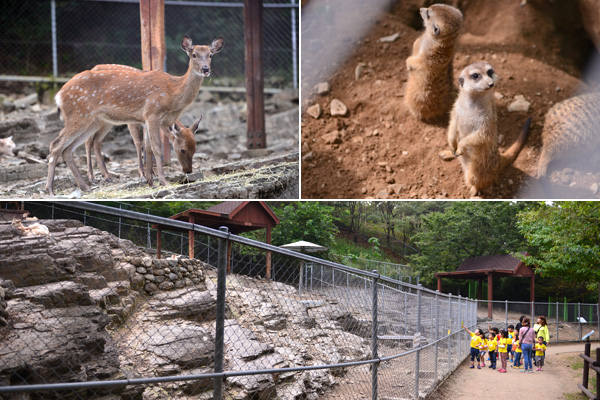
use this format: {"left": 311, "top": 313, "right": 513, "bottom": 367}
{"left": 578, "top": 342, "right": 600, "bottom": 400}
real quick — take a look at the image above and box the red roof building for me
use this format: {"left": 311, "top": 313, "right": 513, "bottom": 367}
{"left": 155, "top": 201, "right": 280, "bottom": 278}
{"left": 435, "top": 253, "right": 535, "bottom": 318}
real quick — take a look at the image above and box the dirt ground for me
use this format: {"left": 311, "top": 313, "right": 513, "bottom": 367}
{"left": 301, "top": 0, "right": 600, "bottom": 199}
{"left": 428, "top": 342, "right": 597, "bottom": 399}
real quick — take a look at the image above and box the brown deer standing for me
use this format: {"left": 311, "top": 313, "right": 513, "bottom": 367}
{"left": 46, "top": 35, "right": 223, "bottom": 195}
{"left": 86, "top": 64, "right": 202, "bottom": 183}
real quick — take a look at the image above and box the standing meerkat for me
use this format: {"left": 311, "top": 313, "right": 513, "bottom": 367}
{"left": 444, "top": 62, "right": 531, "bottom": 197}
{"left": 537, "top": 92, "right": 600, "bottom": 177}
{"left": 404, "top": 4, "right": 463, "bottom": 121}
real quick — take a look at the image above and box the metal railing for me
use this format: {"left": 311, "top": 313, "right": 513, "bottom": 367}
{"left": 475, "top": 299, "right": 600, "bottom": 342}
{"left": 0, "top": 201, "right": 477, "bottom": 399}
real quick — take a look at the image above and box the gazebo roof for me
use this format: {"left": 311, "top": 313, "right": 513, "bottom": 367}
{"left": 164, "top": 201, "right": 279, "bottom": 234}
{"left": 435, "top": 252, "right": 534, "bottom": 279}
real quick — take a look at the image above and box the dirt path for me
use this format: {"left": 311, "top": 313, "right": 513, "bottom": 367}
{"left": 428, "top": 342, "right": 596, "bottom": 399}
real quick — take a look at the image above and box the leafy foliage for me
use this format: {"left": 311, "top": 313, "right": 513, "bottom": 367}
{"left": 409, "top": 202, "right": 528, "bottom": 284}
{"left": 271, "top": 202, "right": 339, "bottom": 249}
{"left": 517, "top": 202, "right": 600, "bottom": 291}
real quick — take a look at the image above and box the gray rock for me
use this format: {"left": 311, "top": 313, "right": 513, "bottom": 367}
{"left": 2, "top": 100, "right": 15, "bottom": 113}
{"left": 168, "top": 273, "right": 178, "bottom": 281}
{"left": 158, "top": 281, "right": 174, "bottom": 290}
{"left": 153, "top": 269, "right": 165, "bottom": 276}
{"left": 137, "top": 267, "right": 148, "bottom": 274}
{"left": 141, "top": 325, "right": 215, "bottom": 368}
{"left": 145, "top": 283, "right": 158, "bottom": 293}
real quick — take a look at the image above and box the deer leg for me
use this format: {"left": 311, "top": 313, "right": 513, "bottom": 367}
{"left": 61, "top": 121, "right": 103, "bottom": 193}
{"left": 128, "top": 124, "right": 145, "bottom": 179}
{"left": 85, "top": 135, "right": 97, "bottom": 183}
{"left": 46, "top": 134, "right": 70, "bottom": 196}
{"left": 92, "top": 123, "right": 113, "bottom": 181}
{"left": 143, "top": 125, "right": 153, "bottom": 186}
{"left": 146, "top": 119, "right": 168, "bottom": 187}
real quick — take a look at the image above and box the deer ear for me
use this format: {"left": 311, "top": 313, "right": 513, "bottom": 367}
{"left": 168, "top": 124, "right": 182, "bottom": 138}
{"left": 190, "top": 115, "right": 203, "bottom": 133}
{"left": 210, "top": 37, "right": 224, "bottom": 54}
{"left": 181, "top": 35, "right": 193, "bottom": 53}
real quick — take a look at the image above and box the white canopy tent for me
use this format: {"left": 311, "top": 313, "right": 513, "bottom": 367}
{"left": 279, "top": 240, "right": 328, "bottom": 253}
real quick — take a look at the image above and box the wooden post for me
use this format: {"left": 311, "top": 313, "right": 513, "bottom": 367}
{"left": 487, "top": 272, "right": 493, "bottom": 319}
{"left": 265, "top": 225, "right": 272, "bottom": 280}
{"left": 583, "top": 342, "right": 591, "bottom": 389}
{"left": 140, "top": 0, "right": 170, "bottom": 164}
{"left": 594, "top": 347, "right": 600, "bottom": 398}
{"left": 436, "top": 275, "right": 442, "bottom": 292}
{"left": 243, "top": 0, "right": 266, "bottom": 149}
{"left": 188, "top": 215, "right": 195, "bottom": 259}
{"left": 156, "top": 227, "right": 162, "bottom": 259}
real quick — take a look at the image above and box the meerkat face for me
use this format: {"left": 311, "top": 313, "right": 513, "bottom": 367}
{"left": 419, "top": 4, "right": 463, "bottom": 38}
{"left": 459, "top": 62, "right": 498, "bottom": 93}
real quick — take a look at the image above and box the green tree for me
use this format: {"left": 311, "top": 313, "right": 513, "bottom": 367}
{"left": 517, "top": 201, "right": 600, "bottom": 302}
{"left": 271, "top": 202, "right": 339, "bottom": 250}
{"left": 409, "top": 201, "right": 527, "bottom": 284}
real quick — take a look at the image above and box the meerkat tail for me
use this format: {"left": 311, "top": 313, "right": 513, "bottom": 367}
{"left": 500, "top": 116, "right": 532, "bottom": 169}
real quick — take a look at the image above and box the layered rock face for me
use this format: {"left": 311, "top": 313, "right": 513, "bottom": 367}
{"left": 0, "top": 218, "right": 372, "bottom": 400}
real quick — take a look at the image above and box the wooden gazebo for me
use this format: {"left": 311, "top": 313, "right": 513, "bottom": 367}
{"left": 435, "top": 253, "right": 536, "bottom": 318}
{"left": 155, "top": 201, "right": 280, "bottom": 278}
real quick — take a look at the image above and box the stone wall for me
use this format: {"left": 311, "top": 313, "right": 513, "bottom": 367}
{"left": 124, "top": 256, "right": 207, "bottom": 294}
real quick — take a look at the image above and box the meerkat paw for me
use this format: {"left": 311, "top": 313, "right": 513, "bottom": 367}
{"left": 455, "top": 147, "right": 464, "bottom": 157}
{"left": 439, "top": 150, "right": 456, "bottom": 161}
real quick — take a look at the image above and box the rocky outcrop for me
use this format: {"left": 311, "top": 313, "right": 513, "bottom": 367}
{"left": 0, "top": 218, "right": 375, "bottom": 400}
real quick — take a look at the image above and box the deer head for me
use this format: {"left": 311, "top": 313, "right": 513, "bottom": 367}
{"left": 167, "top": 116, "right": 202, "bottom": 174}
{"left": 181, "top": 36, "right": 224, "bottom": 78}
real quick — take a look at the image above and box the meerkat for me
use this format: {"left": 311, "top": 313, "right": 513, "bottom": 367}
{"left": 443, "top": 62, "right": 531, "bottom": 197}
{"left": 404, "top": 4, "right": 463, "bottom": 121}
{"left": 537, "top": 92, "right": 600, "bottom": 178}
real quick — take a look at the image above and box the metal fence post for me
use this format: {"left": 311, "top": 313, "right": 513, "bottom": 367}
{"left": 118, "top": 204, "right": 122, "bottom": 239}
{"left": 531, "top": 301, "right": 534, "bottom": 325}
{"left": 214, "top": 226, "right": 229, "bottom": 399}
{"left": 597, "top": 303, "right": 599, "bottom": 340}
{"left": 579, "top": 302, "right": 582, "bottom": 340}
{"left": 556, "top": 301, "right": 559, "bottom": 342}
{"left": 448, "top": 293, "right": 452, "bottom": 373}
{"left": 457, "top": 295, "right": 462, "bottom": 359}
{"left": 51, "top": 0, "right": 58, "bottom": 79}
{"left": 415, "top": 284, "right": 422, "bottom": 400}
{"left": 371, "top": 271, "right": 379, "bottom": 400}
{"left": 434, "top": 291, "right": 440, "bottom": 382}
{"left": 290, "top": 0, "right": 297, "bottom": 89}
{"left": 505, "top": 300, "right": 508, "bottom": 329}
{"left": 404, "top": 290, "right": 408, "bottom": 334}
{"left": 417, "top": 284, "right": 422, "bottom": 334}
{"left": 298, "top": 261, "right": 303, "bottom": 296}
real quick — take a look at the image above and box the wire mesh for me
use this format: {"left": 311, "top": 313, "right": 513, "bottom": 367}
{"left": 4, "top": 201, "right": 592, "bottom": 400}
{"left": 0, "top": 0, "right": 299, "bottom": 90}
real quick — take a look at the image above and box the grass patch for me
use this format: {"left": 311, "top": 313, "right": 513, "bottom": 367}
{"left": 565, "top": 355, "right": 597, "bottom": 400}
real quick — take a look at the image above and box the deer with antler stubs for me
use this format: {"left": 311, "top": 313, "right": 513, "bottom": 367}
{"left": 46, "top": 35, "right": 223, "bottom": 196}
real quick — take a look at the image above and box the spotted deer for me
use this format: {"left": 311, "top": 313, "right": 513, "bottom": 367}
{"left": 46, "top": 35, "right": 223, "bottom": 195}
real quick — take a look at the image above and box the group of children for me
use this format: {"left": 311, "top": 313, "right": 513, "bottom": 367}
{"left": 463, "top": 323, "right": 546, "bottom": 373}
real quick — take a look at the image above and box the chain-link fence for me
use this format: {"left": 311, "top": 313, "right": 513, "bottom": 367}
{"left": 339, "top": 255, "right": 420, "bottom": 284}
{"left": 477, "top": 300, "right": 599, "bottom": 342}
{"left": 0, "top": 0, "right": 299, "bottom": 90}
{"left": 0, "top": 201, "right": 477, "bottom": 400}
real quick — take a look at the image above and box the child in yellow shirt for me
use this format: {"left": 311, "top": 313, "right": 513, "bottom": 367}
{"left": 478, "top": 334, "right": 488, "bottom": 368}
{"left": 497, "top": 329, "right": 509, "bottom": 373}
{"left": 535, "top": 336, "right": 547, "bottom": 371}
{"left": 487, "top": 333, "right": 497, "bottom": 370}
{"left": 463, "top": 325, "right": 483, "bottom": 369}
{"left": 512, "top": 339, "right": 523, "bottom": 368}
{"left": 506, "top": 325, "right": 514, "bottom": 362}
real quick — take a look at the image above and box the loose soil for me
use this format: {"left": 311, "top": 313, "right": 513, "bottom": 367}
{"left": 301, "top": 0, "right": 599, "bottom": 199}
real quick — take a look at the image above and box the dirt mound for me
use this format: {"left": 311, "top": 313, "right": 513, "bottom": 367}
{"left": 301, "top": 0, "right": 598, "bottom": 199}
